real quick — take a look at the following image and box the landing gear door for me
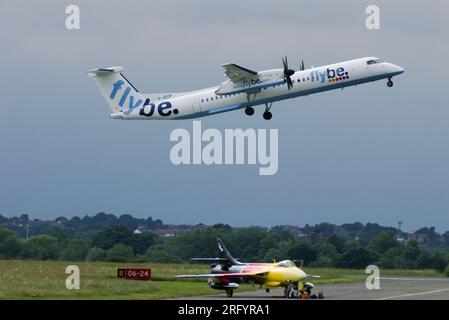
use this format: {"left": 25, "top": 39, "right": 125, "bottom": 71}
{"left": 192, "top": 97, "right": 201, "bottom": 113}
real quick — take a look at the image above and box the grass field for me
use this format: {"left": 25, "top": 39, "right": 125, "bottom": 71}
{"left": 0, "top": 260, "right": 443, "bottom": 299}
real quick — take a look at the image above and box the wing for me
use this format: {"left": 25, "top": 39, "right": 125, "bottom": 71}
{"left": 177, "top": 266, "right": 272, "bottom": 279}
{"left": 222, "top": 63, "right": 258, "bottom": 82}
{"left": 190, "top": 258, "right": 232, "bottom": 263}
{"left": 176, "top": 272, "right": 267, "bottom": 279}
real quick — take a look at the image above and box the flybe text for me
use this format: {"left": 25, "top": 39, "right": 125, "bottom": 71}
{"left": 110, "top": 80, "right": 178, "bottom": 117}
{"left": 309, "top": 67, "right": 350, "bottom": 83}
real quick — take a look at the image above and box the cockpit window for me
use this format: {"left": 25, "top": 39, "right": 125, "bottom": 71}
{"left": 277, "top": 260, "right": 296, "bottom": 268}
{"left": 367, "top": 58, "right": 382, "bottom": 65}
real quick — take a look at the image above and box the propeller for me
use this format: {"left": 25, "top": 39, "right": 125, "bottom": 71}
{"left": 282, "top": 56, "right": 295, "bottom": 90}
{"left": 300, "top": 59, "right": 305, "bottom": 71}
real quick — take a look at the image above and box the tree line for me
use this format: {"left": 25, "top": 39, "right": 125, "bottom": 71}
{"left": 1, "top": 224, "right": 449, "bottom": 275}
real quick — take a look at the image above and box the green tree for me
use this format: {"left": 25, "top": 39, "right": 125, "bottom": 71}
{"left": 337, "top": 244, "right": 377, "bottom": 269}
{"left": 430, "top": 251, "right": 448, "bottom": 272}
{"left": 125, "top": 232, "right": 158, "bottom": 255}
{"left": 0, "top": 228, "right": 23, "bottom": 258}
{"left": 379, "top": 247, "right": 405, "bottom": 269}
{"left": 402, "top": 240, "right": 421, "bottom": 269}
{"left": 92, "top": 225, "right": 134, "bottom": 250}
{"left": 144, "top": 245, "right": 183, "bottom": 263}
{"left": 106, "top": 244, "right": 134, "bottom": 262}
{"left": 326, "top": 235, "right": 346, "bottom": 253}
{"left": 287, "top": 241, "right": 317, "bottom": 265}
{"left": 85, "top": 247, "right": 106, "bottom": 261}
{"left": 23, "top": 235, "right": 60, "bottom": 260}
{"left": 368, "top": 231, "right": 398, "bottom": 254}
{"left": 416, "top": 252, "right": 433, "bottom": 269}
{"left": 61, "top": 239, "right": 90, "bottom": 261}
{"left": 312, "top": 242, "right": 338, "bottom": 267}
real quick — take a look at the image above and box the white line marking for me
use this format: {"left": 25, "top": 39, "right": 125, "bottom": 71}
{"left": 378, "top": 288, "right": 449, "bottom": 300}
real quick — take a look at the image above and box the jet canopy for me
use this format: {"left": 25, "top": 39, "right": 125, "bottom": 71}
{"left": 276, "top": 260, "right": 296, "bottom": 268}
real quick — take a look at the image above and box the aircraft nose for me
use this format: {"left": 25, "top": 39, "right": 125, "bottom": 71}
{"left": 395, "top": 64, "right": 405, "bottom": 74}
{"left": 390, "top": 63, "right": 405, "bottom": 75}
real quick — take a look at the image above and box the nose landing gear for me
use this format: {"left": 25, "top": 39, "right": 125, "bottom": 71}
{"left": 387, "top": 78, "right": 394, "bottom": 87}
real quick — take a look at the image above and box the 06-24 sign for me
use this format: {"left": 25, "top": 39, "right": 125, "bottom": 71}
{"left": 117, "top": 268, "right": 151, "bottom": 280}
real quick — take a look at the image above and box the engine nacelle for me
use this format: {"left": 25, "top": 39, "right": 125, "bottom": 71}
{"left": 209, "top": 282, "right": 240, "bottom": 290}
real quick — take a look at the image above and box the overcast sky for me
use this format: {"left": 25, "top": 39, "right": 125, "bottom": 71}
{"left": 0, "top": 1, "right": 448, "bottom": 232}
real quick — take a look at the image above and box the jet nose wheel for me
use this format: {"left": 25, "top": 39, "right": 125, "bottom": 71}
{"left": 263, "top": 111, "right": 272, "bottom": 120}
{"left": 387, "top": 79, "right": 393, "bottom": 87}
{"left": 245, "top": 106, "right": 255, "bottom": 116}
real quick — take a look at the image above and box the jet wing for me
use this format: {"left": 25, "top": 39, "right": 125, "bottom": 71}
{"left": 177, "top": 266, "right": 272, "bottom": 279}
{"left": 176, "top": 272, "right": 268, "bottom": 279}
{"left": 190, "top": 258, "right": 233, "bottom": 264}
{"left": 222, "top": 63, "right": 258, "bottom": 82}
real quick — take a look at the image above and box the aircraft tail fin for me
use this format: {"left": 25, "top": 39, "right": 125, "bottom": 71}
{"left": 87, "top": 66, "right": 141, "bottom": 113}
{"left": 217, "top": 238, "right": 242, "bottom": 265}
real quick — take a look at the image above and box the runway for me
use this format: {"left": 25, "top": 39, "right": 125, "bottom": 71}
{"left": 177, "top": 276, "right": 449, "bottom": 300}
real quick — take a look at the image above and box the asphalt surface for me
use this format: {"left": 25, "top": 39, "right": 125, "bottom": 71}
{"left": 176, "top": 276, "right": 449, "bottom": 300}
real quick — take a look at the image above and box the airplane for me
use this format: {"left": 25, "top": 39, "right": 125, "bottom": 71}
{"left": 88, "top": 56, "right": 404, "bottom": 120}
{"left": 176, "top": 238, "right": 321, "bottom": 298}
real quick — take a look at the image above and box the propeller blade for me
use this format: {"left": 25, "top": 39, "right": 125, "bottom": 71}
{"left": 286, "top": 76, "right": 293, "bottom": 90}
{"left": 282, "top": 56, "right": 295, "bottom": 90}
{"left": 301, "top": 59, "right": 305, "bottom": 71}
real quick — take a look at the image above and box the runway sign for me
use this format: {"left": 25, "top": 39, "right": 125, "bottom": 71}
{"left": 117, "top": 268, "right": 151, "bottom": 280}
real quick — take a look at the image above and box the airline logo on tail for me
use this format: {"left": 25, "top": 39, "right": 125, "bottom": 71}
{"left": 110, "top": 80, "right": 179, "bottom": 117}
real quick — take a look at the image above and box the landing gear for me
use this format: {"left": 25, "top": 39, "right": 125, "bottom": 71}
{"left": 387, "top": 78, "right": 393, "bottom": 87}
{"left": 283, "top": 282, "right": 324, "bottom": 299}
{"left": 245, "top": 106, "right": 254, "bottom": 116}
{"left": 265, "top": 288, "right": 270, "bottom": 293}
{"left": 263, "top": 111, "right": 272, "bottom": 120}
{"left": 263, "top": 102, "right": 273, "bottom": 120}
{"left": 225, "top": 288, "right": 233, "bottom": 297}
{"left": 244, "top": 93, "right": 257, "bottom": 117}
{"left": 243, "top": 91, "right": 275, "bottom": 120}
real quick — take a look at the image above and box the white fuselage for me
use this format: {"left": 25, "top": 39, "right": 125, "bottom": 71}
{"left": 109, "top": 57, "right": 404, "bottom": 120}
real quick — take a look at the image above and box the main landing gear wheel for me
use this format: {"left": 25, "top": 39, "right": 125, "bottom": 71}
{"left": 263, "top": 102, "right": 273, "bottom": 120}
{"left": 387, "top": 79, "right": 393, "bottom": 87}
{"left": 225, "top": 288, "right": 233, "bottom": 297}
{"left": 245, "top": 106, "right": 255, "bottom": 116}
{"left": 263, "top": 111, "right": 272, "bottom": 120}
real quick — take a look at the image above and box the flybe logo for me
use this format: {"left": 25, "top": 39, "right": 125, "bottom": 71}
{"left": 110, "top": 80, "right": 179, "bottom": 117}
{"left": 309, "top": 67, "right": 350, "bottom": 84}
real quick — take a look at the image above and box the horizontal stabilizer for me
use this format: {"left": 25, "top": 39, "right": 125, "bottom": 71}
{"left": 87, "top": 66, "right": 123, "bottom": 78}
